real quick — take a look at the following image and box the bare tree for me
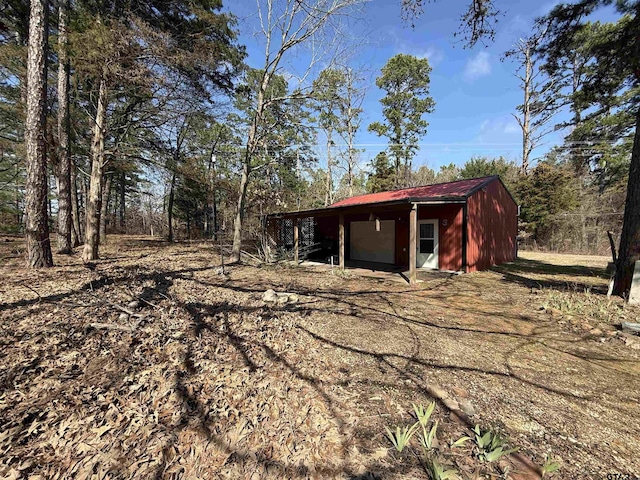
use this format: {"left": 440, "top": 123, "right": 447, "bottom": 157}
{"left": 56, "top": 0, "right": 72, "bottom": 253}
{"left": 70, "top": 156, "right": 82, "bottom": 245}
{"left": 24, "top": 0, "right": 53, "bottom": 267}
{"left": 314, "top": 65, "right": 365, "bottom": 201}
{"left": 505, "top": 30, "right": 560, "bottom": 174}
{"left": 166, "top": 114, "right": 190, "bottom": 243}
{"left": 231, "top": 0, "right": 365, "bottom": 262}
{"left": 99, "top": 173, "right": 112, "bottom": 242}
{"left": 82, "top": 76, "right": 108, "bottom": 262}
{"left": 401, "top": 0, "right": 502, "bottom": 46}
{"left": 338, "top": 67, "right": 365, "bottom": 197}
{"left": 312, "top": 69, "right": 341, "bottom": 206}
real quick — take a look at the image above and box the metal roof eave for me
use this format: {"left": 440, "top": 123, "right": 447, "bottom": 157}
{"left": 265, "top": 196, "right": 468, "bottom": 219}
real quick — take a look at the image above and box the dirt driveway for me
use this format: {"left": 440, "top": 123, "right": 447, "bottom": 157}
{"left": 1, "top": 237, "right": 638, "bottom": 479}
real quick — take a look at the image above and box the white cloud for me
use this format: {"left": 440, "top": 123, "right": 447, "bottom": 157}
{"left": 477, "top": 116, "right": 521, "bottom": 140}
{"left": 503, "top": 121, "right": 520, "bottom": 134}
{"left": 388, "top": 30, "right": 445, "bottom": 68}
{"left": 415, "top": 46, "right": 444, "bottom": 67}
{"left": 464, "top": 51, "right": 491, "bottom": 82}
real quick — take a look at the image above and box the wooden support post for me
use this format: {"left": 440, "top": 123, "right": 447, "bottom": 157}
{"left": 339, "top": 213, "right": 345, "bottom": 270}
{"left": 293, "top": 218, "right": 299, "bottom": 265}
{"left": 409, "top": 203, "right": 417, "bottom": 285}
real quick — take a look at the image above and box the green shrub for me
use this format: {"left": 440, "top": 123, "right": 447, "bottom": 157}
{"left": 472, "top": 425, "right": 517, "bottom": 463}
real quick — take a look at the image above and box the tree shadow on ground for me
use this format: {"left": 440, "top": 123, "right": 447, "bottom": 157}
{"left": 153, "top": 281, "right": 421, "bottom": 478}
{"left": 3, "top": 245, "right": 637, "bottom": 478}
{"left": 1, "top": 260, "right": 423, "bottom": 478}
{"left": 491, "top": 257, "right": 609, "bottom": 293}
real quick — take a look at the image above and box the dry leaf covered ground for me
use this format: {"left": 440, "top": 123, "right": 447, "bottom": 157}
{"left": 1, "top": 236, "right": 639, "bottom": 479}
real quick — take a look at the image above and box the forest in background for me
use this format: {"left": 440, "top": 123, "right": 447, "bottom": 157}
{"left": 0, "top": 0, "right": 638, "bottom": 265}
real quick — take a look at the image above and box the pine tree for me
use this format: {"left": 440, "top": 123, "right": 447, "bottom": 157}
{"left": 24, "top": 0, "right": 53, "bottom": 267}
{"left": 368, "top": 54, "right": 435, "bottom": 187}
{"left": 55, "top": 0, "right": 72, "bottom": 253}
{"left": 538, "top": 0, "right": 640, "bottom": 297}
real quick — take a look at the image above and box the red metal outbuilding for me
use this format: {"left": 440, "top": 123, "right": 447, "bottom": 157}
{"left": 266, "top": 176, "right": 518, "bottom": 283}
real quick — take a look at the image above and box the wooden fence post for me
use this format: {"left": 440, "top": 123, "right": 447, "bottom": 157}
{"left": 409, "top": 204, "right": 417, "bottom": 285}
{"left": 339, "top": 213, "right": 345, "bottom": 270}
{"left": 293, "top": 218, "right": 299, "bottom": 265}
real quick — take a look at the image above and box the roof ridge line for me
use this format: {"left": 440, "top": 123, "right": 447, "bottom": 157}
{"left": 329, "top": 176, "right": 498, "bottom": 207}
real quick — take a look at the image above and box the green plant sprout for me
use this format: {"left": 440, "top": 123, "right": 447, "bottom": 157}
{"left": 427, "top": 457, "right": 459, "bottom": 480}
{"left": 451, "top": 435, "right": 472, "bottom": 448}
{"left": 473, "top": 425, "right": 518, "bottom": 462}
{"left": 541, "top": 454, "right": 561, "bottom": 477}
{"left": 413, "top": 402, "right": 435, "bottom": 427}
{"left": 385, "top": 423, "right": 419, "bottom": 452}
{"left": 419, "top": 420, "right": 439, "bottom": 450}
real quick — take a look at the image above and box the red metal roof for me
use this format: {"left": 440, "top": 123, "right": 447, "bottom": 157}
{"left": 330, "top": 176, "right": 496, "bottom": 208}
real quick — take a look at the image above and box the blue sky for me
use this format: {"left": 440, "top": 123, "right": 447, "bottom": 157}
{"left": 227, "top": 0, "right": 615, "bottom": 173}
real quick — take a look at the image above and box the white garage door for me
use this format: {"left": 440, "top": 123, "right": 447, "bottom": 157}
{"left": 349, "top": 220, "right": 395, "bottom": 264}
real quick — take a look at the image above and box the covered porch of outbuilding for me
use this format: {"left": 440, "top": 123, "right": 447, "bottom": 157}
{"left": 264, "top": 199, "right": 466, "bottom": 285}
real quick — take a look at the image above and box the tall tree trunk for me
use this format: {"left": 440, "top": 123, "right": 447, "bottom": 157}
{"left": 24, "top": 0, "right": 53, "bottom": 267}
{"left": 348, "top": 163, "right": 354, "bottom": 197}
{"left": 82, "top": 76, "right": 108, "bottom": 262}
{"left": 571, "top": 54, "right": 582, "bottom": 126}
{"left": 70, "top": 158, "right": 81, "bottom": 246}
{"left": 167, "top": 170, "right": 176, "bottom": 242}
{"left": 111, "top": 186, "right": 119, "bottom": 235}
{"left": 206, "top": 144, "right": 219, "bottom": 239}
{"left": 613, "top": 107, "right": 640, "bottom": 297}
{"left": 80, "top": 167, "right": 88, "bottom": 232}
{"left": 393, "top": 149, "right": 401, "bottom": 188}
{"left": 99, "top": 174, "right": 112, "bottom": 243}
{"left": 324, "top": 130, "right": 333, "bottom": 207}
{"left": 119, "top": 171, "right": 125, "bottom": 232}
{"left": 56, "top": 0, "right": 72, "bottom": 253}
{"left": 147, "top": 196, "right": 154, "bottom": 236}
{"left": 166, "top": 121, "right": 187, "bottom": 242}
{"left": 76, "top": 162, "right": 87, "bottom": 244}
{"left": 346, "top": 109, "right": 355, "bottom": 197}
{"left": 521, "top": 43, "right": 532, "bottom": 174}
{"left": 231, "top": 158, "right": 250, "bottom": 262}
{"left": 612, "top": 10, "right": 640, "bottom": 298}
{"left": 232, "top": 65, "right": 274, "bottom": 262}
{"left": 15, "top": 161, "right": 21, "bottom": 228}
{"left": 212, "top": 189, "right": 217, "bottom": 239}
{"left": 343, "top": 67, "right": 361, "bottom": 198}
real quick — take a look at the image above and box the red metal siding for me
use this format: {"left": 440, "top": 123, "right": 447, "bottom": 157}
{"left": 340, "top": 206, "right": 462, "bottom": 269}
{"left": 466, "top": 179, "right": 518, "bottom": 272}
{"left": 418, "top": 204, "right": 463, "bottom": 271}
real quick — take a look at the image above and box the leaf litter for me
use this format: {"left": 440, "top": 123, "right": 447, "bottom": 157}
{"left": 0, "top": 236, "right": 639, "bottom": 479}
